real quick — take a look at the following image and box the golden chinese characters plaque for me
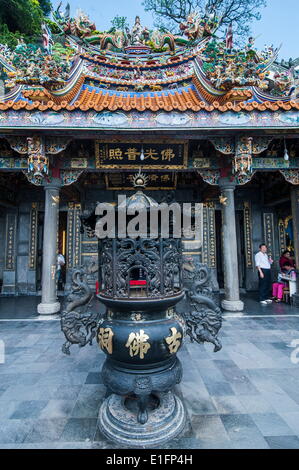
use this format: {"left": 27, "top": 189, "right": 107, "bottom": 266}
{"left": 95, "top": 139, "right": 188, "bottom": 169}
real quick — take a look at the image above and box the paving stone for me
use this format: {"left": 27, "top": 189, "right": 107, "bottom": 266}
{"left": 71, "top": 398, "right": 103, "bottom": 418}
{"left": 184, "top": 397, "right": 218, "bottom": 416}
{"left": 202, "top": 380, "right": 235, "bottom": 397}
{"left": 0, "top": 362, "right": 52, "bottom": 375}
{"left": 10, "top": 400, "right": 49, "bottom": 419}
{"left": 37, "top": 372, "right": 89, "bottom": 386}
{"left": 265, "top": 435, "right": 299, "bottom": 449}
{"left": 18, "top": 442, "right": 60, "bottom": 449}
{"left": 211, "top": 395, "right": 247, "bottom": 414}
{"left": 50, "top": 385, "right": 82, "bottom": 400}
{"left": 277, "top": 412, "right": 299, "bottom": 436}
{"left": 159, "top": 437, "right": 204, "bottom": 450}
{"left": 237, "top": 394, "right": 276, "bottom": 414}
{"left": 191, "top": 414, "right": 230, "bottom": 440}
{"left": 85, "top": 372, "right": 103, "bottom": 384}
{"left": 250, "top": 412, "right": 295, "bottom": 436}
{"left": 13, "top": 355, "right": 46, "bottom": 365}
{"left": 0, "top": 444, "right": 22, "bottom": 449}
{"left": 220, "top": 414, "right": 269, "bottom": 448}
{"left": 0, "top": 400, "right": 22, "bottom": 419}
{"left": 0, "top": 372, "right": 41, "bottom": 386}
{"left": 59, "top": 418, "right": 97, "bottom": 442}
{"left": 24, "top": 418, "right": 69, "bottom": 443}
{"left": 195, "top": 438, "right": 233, "bottom": 449}
{"left": 39, "top": 400, "right": 75, "bottom": 419}
{"left": 0, "top": 298, "right": 299, "bottom": 449}
{"left": 0, "top": 419, "right": 34, "bottom": 444}
{"left": 0, "top": 384, "right": 55, "bottom": 401}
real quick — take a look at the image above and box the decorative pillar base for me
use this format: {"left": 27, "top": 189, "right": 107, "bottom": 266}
{"left": 37, "top": 301, "right": 60, "bottom": 315}
{"left": 221, "top": 299, "right": 244, "bottom": 312}
{"left": 98, "top": 391, "right": 186, "bottom": 448}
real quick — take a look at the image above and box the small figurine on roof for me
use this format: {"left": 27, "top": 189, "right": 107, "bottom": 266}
{"left": 42, "top": 22, "right": 54, "bottom": 55}
{"left": 225, "top": 23, "right": 233, "bottom": 51}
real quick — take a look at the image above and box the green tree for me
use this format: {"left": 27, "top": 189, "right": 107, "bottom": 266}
{"left": 0, "top": 0, "right": 44, "bottom": 37}
{"left": 0, "top": 24, "right": 23, "bottom": 49}
{"left": 111, "top": 15, "right": 129, "bottom": 31}
{"left": 142, "top": 0, "right": 267, "bottom": 40}
{"left": 38, "top": 0, "right": 52, "bottom": 16}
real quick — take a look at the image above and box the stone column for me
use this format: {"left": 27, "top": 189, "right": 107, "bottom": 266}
{"left": 219, "top": 177, "right": 244, "bottom": 312}
{"left": 37, "top": 179, "right": 61, "bottom": 314}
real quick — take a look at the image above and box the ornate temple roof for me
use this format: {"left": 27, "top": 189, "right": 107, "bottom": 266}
{"left": 0, "top": 8, "right": 298, "bottom": 115}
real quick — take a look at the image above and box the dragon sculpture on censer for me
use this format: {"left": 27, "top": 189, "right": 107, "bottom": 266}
{"left": 179, "top": 256, "right": 222, "bottom": 352}
{"left": 61, "top": 265, "right": 101, "bottom": 354}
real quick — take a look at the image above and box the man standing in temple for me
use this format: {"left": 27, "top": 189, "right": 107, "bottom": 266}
{"left": 255, "top": 244, "right": 273, "bottom": 305}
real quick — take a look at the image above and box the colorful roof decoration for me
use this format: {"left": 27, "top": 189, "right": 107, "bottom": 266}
{"left": 0, "top": 6, "right": 298, "bottom": 114}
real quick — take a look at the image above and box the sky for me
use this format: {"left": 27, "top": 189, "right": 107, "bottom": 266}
{"left": 52, "top": 0, "right": 299, "bottom": 60}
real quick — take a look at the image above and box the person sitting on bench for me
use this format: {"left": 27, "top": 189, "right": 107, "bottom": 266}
{"left": 272, "top": 262, "right": 296, "bottom": 302}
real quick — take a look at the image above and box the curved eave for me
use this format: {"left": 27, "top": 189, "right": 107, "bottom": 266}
{"left": 252, "top": 87, "right": 292, "bottom": 103}
{"left": 0, "top": 85, "right": 24, "bottom": 103}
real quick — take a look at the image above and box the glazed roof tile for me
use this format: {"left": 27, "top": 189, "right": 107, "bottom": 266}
{"left": 2, "top": 92, "right": 299, "bottom": 113}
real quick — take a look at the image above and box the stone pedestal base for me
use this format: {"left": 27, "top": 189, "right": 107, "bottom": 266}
{"left": 99, "top": 391, "right": 186, "bottom": 448}
{"left": 221, "top": 299, "right": 244, "bottom": 312}
{"left": 37, "top": 301, "right": 60, "bottom": 315}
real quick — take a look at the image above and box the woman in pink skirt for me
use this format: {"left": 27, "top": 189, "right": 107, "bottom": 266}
{"left": 272, "top": 262, "right": 295, "bottom": 302}
{"left": 272, "top": 282, "right": 285, "bottom": 302}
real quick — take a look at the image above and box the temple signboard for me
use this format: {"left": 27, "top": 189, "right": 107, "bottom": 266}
{"left": 95, "top": 139, "right": 188, "bottom": 169}
{"left": 105, "top": 172, "right": 177, "bottom": 190}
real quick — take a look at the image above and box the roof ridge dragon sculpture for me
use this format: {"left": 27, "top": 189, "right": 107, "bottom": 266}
{"left": 52, "top": 5, "right": 220, "bottom": 53}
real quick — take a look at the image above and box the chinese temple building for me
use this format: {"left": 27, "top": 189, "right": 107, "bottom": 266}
{"left": 0, "top": 8, "right": 299, "bottom": 314}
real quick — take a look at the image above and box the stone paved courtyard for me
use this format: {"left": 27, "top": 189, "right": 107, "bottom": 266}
{"left": 0, "top": 296, "right": 299, "bottom": 449}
